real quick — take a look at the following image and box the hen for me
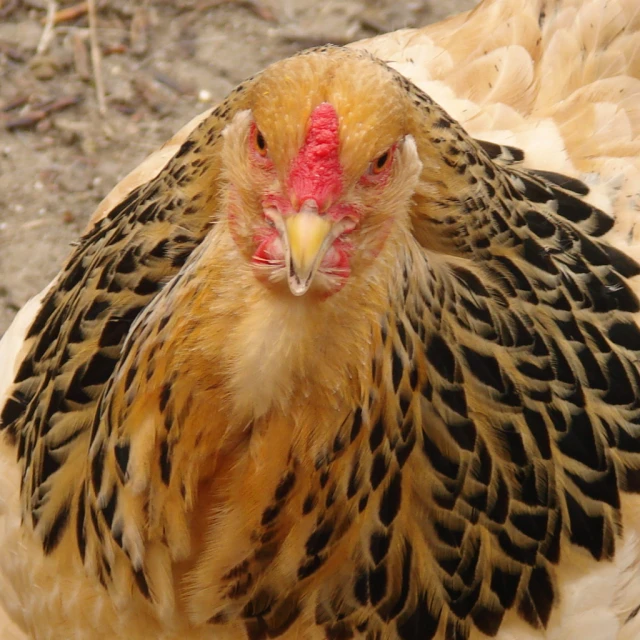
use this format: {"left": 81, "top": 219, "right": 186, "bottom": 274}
{"left": 2, "top": 0, "right": 640, "bottom": 638}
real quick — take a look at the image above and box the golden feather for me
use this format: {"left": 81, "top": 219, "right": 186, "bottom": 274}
{"left": 2, "top": 1, "right": 640, "bottom": 639}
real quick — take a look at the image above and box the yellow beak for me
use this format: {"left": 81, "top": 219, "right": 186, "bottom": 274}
{"left": 284, "top": 200, "right": 333, "bottom": 296}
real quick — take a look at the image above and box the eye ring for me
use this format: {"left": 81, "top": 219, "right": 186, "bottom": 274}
{"left": 254, "top": 127, "right": 268, "bottom": 157}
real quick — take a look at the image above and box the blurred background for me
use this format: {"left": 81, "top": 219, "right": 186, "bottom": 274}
{"left": 0, "top": 0, "right": 476, "bottom": 334}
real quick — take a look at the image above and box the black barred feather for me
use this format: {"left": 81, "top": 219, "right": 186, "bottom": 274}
{"left": 1, "top": 34, "right": 640, "bottom": 640}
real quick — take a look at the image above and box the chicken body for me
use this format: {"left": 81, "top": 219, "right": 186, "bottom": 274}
{"left": 2, "top": 0, "right": 640, "bottom": 639}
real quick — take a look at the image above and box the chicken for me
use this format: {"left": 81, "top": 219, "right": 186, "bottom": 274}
{"left": 1, "top": 0, "right": 640, "bottom": 638}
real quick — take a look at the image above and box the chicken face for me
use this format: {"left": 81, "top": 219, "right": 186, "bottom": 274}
{"left": 220, "top": 54, "right": 423, "bottom": 298}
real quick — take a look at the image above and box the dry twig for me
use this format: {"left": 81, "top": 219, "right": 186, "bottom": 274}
{"left": 4, "top": 111, "right": 47, "bottom": 131}
{"left": 87, "top": 0, "right": 106, "bottom": 114}
{"left": 36, "top": 0, "right": 58, "bottom": 55}
{"left": 4, "top": 95, "right": 81, "bottom": 131}
{"left": 53, "top": 2, "right": 88, "bottom": 24}
{"left": 1, "top": 95, "right": 29, "bottom": 113}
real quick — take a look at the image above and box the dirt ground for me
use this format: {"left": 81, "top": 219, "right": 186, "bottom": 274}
{"left": 0, "top": 0, "right": 475, "bottom": 336}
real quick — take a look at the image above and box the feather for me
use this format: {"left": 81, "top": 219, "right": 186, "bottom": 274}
{"left": 2, "top": 1, "right": 640, "bottom": 638}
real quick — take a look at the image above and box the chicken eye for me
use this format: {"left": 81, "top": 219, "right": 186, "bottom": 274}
{"left": 254, "top": 127, "right": 268, "bottom": 157}
{"left": 370, "top": 149, "right": 392, "bottom": 175}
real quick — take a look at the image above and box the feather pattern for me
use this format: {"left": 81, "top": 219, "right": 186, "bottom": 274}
{"left": 1, "top": 0, "right": 640, "bottom": 638}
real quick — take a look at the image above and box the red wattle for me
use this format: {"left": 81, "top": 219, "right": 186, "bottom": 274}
{"left": 253, "top": 229, "right": 283, "bottom": 264}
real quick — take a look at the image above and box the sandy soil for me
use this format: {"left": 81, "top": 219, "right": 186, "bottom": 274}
{"left": 0, "top": 0, "right": 475, "bottom": 336}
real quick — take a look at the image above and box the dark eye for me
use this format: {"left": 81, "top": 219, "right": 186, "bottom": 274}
{"left": 254, "top": 127, "right": 268, "bottom": 156}
{"left": 371, "top": 149, "right": 392, "bottom": 175}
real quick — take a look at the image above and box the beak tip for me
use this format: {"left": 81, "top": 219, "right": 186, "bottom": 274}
{"left": 287, "top": 272, "right": 311, "bottom": 297}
